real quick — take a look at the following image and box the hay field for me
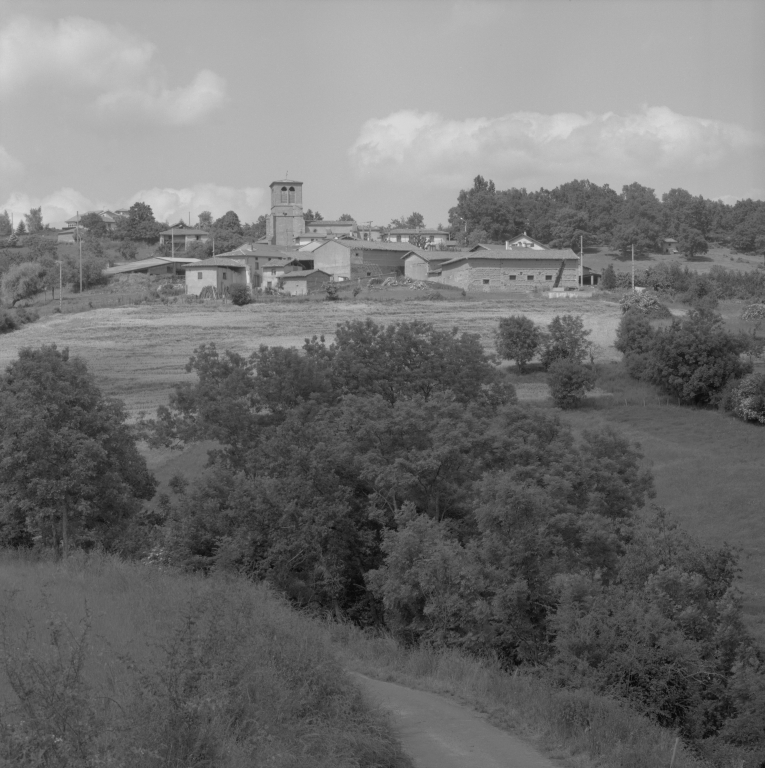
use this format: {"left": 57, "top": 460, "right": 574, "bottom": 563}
{"left": 0, "top": 296, "right": 623, "bottom": 418}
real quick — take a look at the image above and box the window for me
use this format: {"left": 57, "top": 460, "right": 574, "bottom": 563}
{"left": 223, "top": 272, "right": 227, "bottom": 280}
{"left": 545, "top": 275, "right": 553, "bottom": 281}
{"left": 197, "top": 272, "right": 202, "bottom": 279}
{"left": 482, "top": 279, "right": 490, "bottom": 285}
{"left": 280, "top": 186, "right": 288, "bottom": 203}
{"left": 508, "top": 275, "right": 516, "bottom": 280}
{"left": 288, "top": 186, "right": 296, "bottom": 204}
{"left": 366, "top": 271, "right": 372, "bottom": 277}
{"left": 527, "top": 275, "right": 534, "bottom": 281}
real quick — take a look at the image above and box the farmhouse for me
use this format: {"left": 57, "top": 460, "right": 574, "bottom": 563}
{"left": 402, "top": 251, "right": 454, "bottom": 281}
{"left": 660, "top": 237, "right": 679, "bottom": 254}
{"left": 159, "top": 224, "right": 210, "bottom": 251}
{"left": 215, "top": 243, "right": 305, "bottom": 288}
{"left": 469, "top": 233, "right": 548, "bottom": 252}
{"left": 310, "top": 239, "right": 415, "bottom": 280}
{"left": 437, "top": 249, "right": 579, "bottom": 292}
{"left": 280, "top": 269, "right": 332, "bottom": 295}
{"left": 388, "top": 228, "right": 452, "bottom": 246}
{"left": 181, "top": 258, "right": 247, "bottom": 297}
{"left": 103, "top": 256, "right": 201, "bottom": 277}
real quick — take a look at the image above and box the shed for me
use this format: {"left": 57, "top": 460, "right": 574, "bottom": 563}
{"left": 181, "top": 257, "right": 248, "bottom": 297}
{"left": 401, "top": 251, "right": 453, "bottom": 281}
{"left": 280, "top": 269, "right": 332, "bottom": 296}
{"left": 104, "top": 257, "right": 201, "bottom": 277}
{"left": 660, "top": 237, "right": 679, "bottom": 254}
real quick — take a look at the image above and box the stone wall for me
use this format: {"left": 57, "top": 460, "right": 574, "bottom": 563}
{"left": 438, "top": 259, "right": 579, "bottom": 292}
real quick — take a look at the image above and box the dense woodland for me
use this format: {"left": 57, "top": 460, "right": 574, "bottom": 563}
{"left": 448, "top": 176, "right": 765, "bottom": 256}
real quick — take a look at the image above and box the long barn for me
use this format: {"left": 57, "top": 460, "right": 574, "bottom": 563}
{"left": 434, "top": 249, "right": 580, "bottom": 292}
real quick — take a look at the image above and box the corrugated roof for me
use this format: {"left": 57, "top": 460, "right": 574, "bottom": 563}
{"left": 281, "top": 269, "right": 332, "bottom": 279}
{"left": 104, "top": 257, "right": 200, "bottom": 275}
{"left": 442, "top": 249, "right": 578, "bottom": 266}
{"left": 180, "top": 258, "right": 247, "bottom": 269}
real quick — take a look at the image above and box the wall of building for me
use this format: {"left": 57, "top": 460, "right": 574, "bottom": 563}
{"left": 403, "top": 256, "right": 429, "bottom": 281}
{"left": 438, "top": 258, "right": 579, "bottom": 291}
{"left": 312, "top": 242, "right": 361, "bottom": 280}
{"left": 185, "top": 268, "right": 246, "bottom": 296}
{"left": 350, "top": 248, "right": 406, "bottom": 279}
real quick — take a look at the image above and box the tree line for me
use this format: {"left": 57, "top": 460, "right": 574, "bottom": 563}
{"left": 448, "top": 176, "right": 765, "bottom": 257}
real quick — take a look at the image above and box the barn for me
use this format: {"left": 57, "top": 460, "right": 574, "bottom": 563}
{"left": 401, "top": 251, "right": 453, "bottom": 281}
{"left": 280, "top": 269, "right": 332, "bottom": 295}
{"left": 310, "top": 239, "right": 414, "bottom": 280}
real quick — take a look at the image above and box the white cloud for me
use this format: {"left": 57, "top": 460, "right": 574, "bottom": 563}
{"left": 0, "top": 145, "right": 23, "bottom": 175}
{"left": 0, "top": 16, "right": 226, "bottom": 125}
{"left": 350, "top": 106, "right": 764, "bottom": 187}
{"left": 0, "top": 184, "right": 267, "bottom": 227}
{"left": 126, "top": 184, "right": 266, "bottom": 224}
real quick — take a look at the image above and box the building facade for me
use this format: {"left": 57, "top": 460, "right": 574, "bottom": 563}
{"left": 182, "top": 258, "right": 248, "bottom": 296}
{"left": 280, "top": 269, "right": 332, "bottom": 295}
{"left": 265, "top": 179, "right": 306, "bottom": 246}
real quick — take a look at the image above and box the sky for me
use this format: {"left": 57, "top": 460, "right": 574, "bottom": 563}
{"left": 0, "top": 0, "right": 763, "bottom": 228}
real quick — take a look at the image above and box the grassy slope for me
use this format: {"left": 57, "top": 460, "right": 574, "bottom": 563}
{"left": 0, "top": 552, "right": 410, "bottom": 768}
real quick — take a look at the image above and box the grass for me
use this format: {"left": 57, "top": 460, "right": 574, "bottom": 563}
{"left": 0, "top": 550, "right": 411, "bottom": 768}
{"left": 327, "top": 621, "right": 705, "bottom": 768}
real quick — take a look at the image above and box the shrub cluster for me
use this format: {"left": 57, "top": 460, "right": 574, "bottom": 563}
{"left": 722, "top": 372, "right": 765, "bottom": 424}
{"left": 619, "top": 290, "right": 672, "bottom": 318}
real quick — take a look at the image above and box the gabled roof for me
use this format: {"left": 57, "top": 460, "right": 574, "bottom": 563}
{"left": 401, "top": 250, "right": 454, "bottom": 263}
{"left": 216, "top": 243, "right": 299, "bottom": 259}
{"left": 104, "top": 257, "right": 201, "bottom": 275}
{"left": 389, "top": 228, "right": 450, "bottom": 236}
{"left": 442, "top": 249, "right": 578, "bottom": 266}
{"left": 335, "top": 239, "right": 418, "bottom": 252}
{"left": 298, "top": 241, "right": 325, "bottom": 252}
{"left": 505, "top": 233, "right": 548, "bottom": 249}
{"left": 180, "top": 258, "right": 247, "bottom": 269}
{"left": 160, "top": 227, "right": 209, "bottom": 236}
{"left": 281, "top": 269, "right": 332, "bottom": 280}
{"left": 663, "top": 237, "right": 678, "bottom": 243}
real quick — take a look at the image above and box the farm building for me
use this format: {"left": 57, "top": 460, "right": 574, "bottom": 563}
{"left": 580, "top": 266, "right": 601, "bottom": 286}
{"left": 387, "top": 228, "right": 453, "bottom": 246}
{"left": 181, "top": 258, "right": 247, "bottom": 297}
{"left": 262, "top": 259, "right": 301, "bottom": 289}
{"left": 215, "top": 243, "right": 305, "bottom": 289}
{"left": 660, "top": 237, "right": 678, "bottom": 254}
{"left": 469, "top": 233, "right": 548, "bottom": 253}
{"left": 402, "top": 251, "right": 454, "bottom": 280}
{"left": 436, "top": 249, "right": 579, "bottom": 292}
{"left": 104, "top": 256, "right": 201, "bottom": 277}
{"left": 159, "top": 224, "right": 210, "bottom": 251}
{"left": 280, "top": 269, "right": 332, "bottom": 295}
{"left": 310, "top": 239, "right": 415, "bottom": 280}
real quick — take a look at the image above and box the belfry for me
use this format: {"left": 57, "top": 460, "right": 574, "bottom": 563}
{"left": 265, "top": 179, "right": 306, "bottom": 245}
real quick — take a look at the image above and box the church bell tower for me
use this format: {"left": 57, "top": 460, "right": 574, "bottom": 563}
{"left": 266, "top": 179, "right": 305, "bottom": 245}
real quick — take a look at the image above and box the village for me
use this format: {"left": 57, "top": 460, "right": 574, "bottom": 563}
{"left": 62, "top": 178, "right": 604, "bottom": 298}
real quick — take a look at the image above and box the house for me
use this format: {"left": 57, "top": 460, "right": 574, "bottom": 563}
{"left": 580, "top": 266, "right": 601, "bottom": 287}
{"left": 214, "top": 242, "right": 305, "bottom": 288}
{"left": 262, "top": 259, "right": 301, "bottom": 289}
{"left": 103, "top": 256, "right": 201, "bottom": 277}
{"left": 310, "top": 239, "right": 415, "bottom": 281}
{"left": 660, "top": 237, "right": 678, "bottom": 254}
{"left": 280, "top": 269, "right": 332, "bottom": 296}
{"left": 181, "top": 258, "right": 248, "bottom": 297}
{"left": 357, "top": 225, "right": 384, "bottom": 242}
{"left": 469, "top": 233, "right": 548, "bottom": 253}
{"left": 159, "top": 224, "right": 210, "bottom": 251}
{"left": 436, "top": 249, "right": 579, "bottom": 292}
{"left": 65, "top": 210, "right": 124, "bottom": 232}
{"left": 387, "top": 228, "right": 452, "bottom": 246}
{"left": 401, "top": 251, "right": 454, "bottom": 281}
{"left": 301, "top": 219, "right": 358, "bottom": 239}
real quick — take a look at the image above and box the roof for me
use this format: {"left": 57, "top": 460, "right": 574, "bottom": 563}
{"left": 663, "top": 238, "right": 678, "bottom": 243}
{"left": 281, "top": 269, "right": 332, "bottom": 280}
{"left": 335, "top": 239, "right": 418, "bottom": 252}
{"left": 104, "top": 256, "right": 201, "bottom": 275}
{"left": 270, "top": 179, "right": 302, "bottom": 186}
{"left": 160, "top": 227, "right": 209, "bottom": 236}
{"left": 401, "top": 251, "right": 454, "bottom": 263}
{"left": 298, "top": 241, "right": 325, "bottom": 252}
{"left": 442, "top": 249, "right": 578, "bottom": 266}
{"left": 180, "top": 258, "right": 247, "bottom": 269}
{"left": 388, "top": 228, "right": 450, "bottom": 236}
{"left": 505, "top": 233, "right": 548, "bottom": 249}
{"left": 306, "top": 220, "right": 356, "bottom": 227}
{"left": 216, "top": 243, "right": 299, "bottom": 259}
{"left": 66, "top": 210, "right": 123, "bottom": 224}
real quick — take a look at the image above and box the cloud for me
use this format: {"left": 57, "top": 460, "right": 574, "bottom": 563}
{"left": 0, "top": 16, "right": 226, "bottom": 125}
{"left": 125, "top": 184, "right": 266, "bottom": 224}
{"left": 350, "top": 106, "right": 764, "bottom": 188}
{"left": 0, "top": 145, "right": 23, "bottom": 175}
{"left": 0, "top": 184, "right": 267, "bottom": 227}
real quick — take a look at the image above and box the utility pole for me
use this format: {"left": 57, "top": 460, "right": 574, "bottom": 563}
{"left": 631, "top": 243, "right": 635, "bottom": 291}
{"left": 77, "top": 211, "right": 82, "bottom": 294}
{"left": 56, "top": 260, "right": 62, "bottom": 312}
{"left": 580, "top": 235, "right": 584, "bottom": 290}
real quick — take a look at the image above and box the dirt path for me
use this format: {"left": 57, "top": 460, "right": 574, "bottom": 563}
{"left": 353, "top": 673, "right": 561, "bottom": 768}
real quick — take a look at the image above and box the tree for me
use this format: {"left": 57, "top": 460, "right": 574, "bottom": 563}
{"left": 677, "top": 227, "right": 709, "bottom": 260}
{"left": 115, "top": 202, "right": 162, "bottom": 242}
{"left": 648, "top": 310, "right": 751, "bottom": 405}
{"left": 496, "top": 315, "right": 541, "bottom": 372}
{"left": 0, "top": 210, "right": 11, "bottom": 237}
{"left": 242, "top": 215, "right": 267, "bottom": 240}
{"left": 228, "top": 284, "right": 251, "bottom": 306}
{"left": 79, "top": 212, "right": 108, "bottom": 238}
{"left": 540, "top": 314, "right": 593, "bottom": 369}
{"left": 390, "top": 212, "right": 425, "bottom": 229}
{"left": 197, "top": 211, "right": 213, "bottom": 230}
{"left": 63, "top": 256, "right": 108, "bottom": 292}
{"left": 547, "top": 358, "right": 596, "bottom": 408}
{"left": 213, "top": 210, "right": 243, "bottom": 235}
{"left": 338, "top": 213, "right": 355, "bottom": 222}
{"left": 0, "top": 346, "right": 156, "bottom": 553}
{"left": 601, "top": 263, "right": 617, "bottom": 289}
{"left": 1, "top": 262, "right": 46, "bottom": 306}
{"left": 24, "top": 207, "right": 43, "bottom": 234}
{"left": 116, "top": 240, "right": 138, "bottom": 261}
{"left": 15, "top": 220, "right": 27, "bottom": 236}
{"left": 304, "top": 209, "right": 323, "bottom": 222}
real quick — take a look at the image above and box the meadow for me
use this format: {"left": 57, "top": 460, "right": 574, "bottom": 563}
{"left": 0, "top": 550, "right": 410, "bottom": 768}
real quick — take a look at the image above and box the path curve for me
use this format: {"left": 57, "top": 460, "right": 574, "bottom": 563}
{"left": 353, "top": 673, "right": 561, "bottom": 768}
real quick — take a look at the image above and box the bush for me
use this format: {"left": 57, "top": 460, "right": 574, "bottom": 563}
{"left": 615, "top": 309, "right": 657, "bottom": 381}
{"left": 540, "top": 314, "right": 592, "bottom": 370}
{"left": 325, "top": 283, "right": 340, "bottom": 301}
{"left": 723, "top": 372, "right": 765, "bottom": 424}
{"left": 547, "top": 359, "right": 596, "bottom": 408}
{"left": 1, "top": 261, "right": 45, "bottom": 306}
{"left": 0, "top": 312, "right": 18, "bottom": 334}
{"left": 496, "top": 315, "right": 541, "bottom": 372}
{"left": 600, "top": 263, "right": 617, "bottom": 289}
{"left": 619, "top": 291, "right": 672, "bottom": 318}
{"left": 742, "top": 304, "right": 765, "bottom": 322}
{"left": 228, "top": 284, "right": 251, "bottom": 306}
